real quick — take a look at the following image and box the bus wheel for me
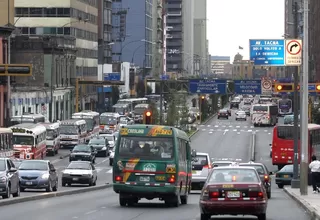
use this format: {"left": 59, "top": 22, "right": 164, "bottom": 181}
{"left": 119, "top": 194, "right": 127, "bottom": 207}
{"left": 165, "top": 194, "right": 180, "bottom": 207}
{"left": 180, "top": 194, "right": 188, "bottom": 205}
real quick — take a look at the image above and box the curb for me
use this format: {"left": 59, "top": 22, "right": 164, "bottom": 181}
{"left": 189, "top": 113, "right": 218, "bottom": 139}
{"left": 283, "top": 188, "right": 320, "bottom": 220}
{"left": 250, "top": 132, "right": 256, "bottom": 161}
{"left": 0, "top": 183, "right": 113, "bottom": 207}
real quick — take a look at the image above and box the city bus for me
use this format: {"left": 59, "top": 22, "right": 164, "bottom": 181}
{"left": 278, "top": 98, "right": 293, "bottom": 116}
{"left": 133, "top": 104, "right": 150, "bottom": 123}
{"left": 271, "top": 124, "right": 320, "bottom": 170}
{"left": 100, "top": 112, "right": 120, "bottom": 133}
{"left": 72, "top": 111, "right": 100, "bottom": 141}
{"left": 114, "top": 98, "right": 148, "bottom": 116}
{"left": 10, "top": 113, "right": 45, "bottom": 126}
{"left": 10, "top": 124, "right": 47, "bottom": 160}
{"left": 59, "top": 119, "right": 87, "bottom": 148}
{"left": 113, "top": 125, "right": 193, "bottom": 207}
{"left": 0, "top": 128, "right": 14, "bottom": 158}
{"left": 41, "top": 122, "right": 60, "bottom": 156}
{"left": 251, "top": 104, "right": 278, "bottom": 126}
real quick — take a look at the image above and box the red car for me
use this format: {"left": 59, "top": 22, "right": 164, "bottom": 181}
{"left": 199, "top": 166, "right": 268, "bottom": 220}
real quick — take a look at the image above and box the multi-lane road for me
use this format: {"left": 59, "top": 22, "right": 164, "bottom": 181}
{"left": 0, "top": 106, "right": 310, "bottom": 220}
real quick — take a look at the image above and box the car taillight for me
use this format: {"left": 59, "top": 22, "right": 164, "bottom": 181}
{"left": 264, "top": 175, "right": 269, "bottom": 182}
{"left": 168, "top": 175, "right": 175, "bottom": 183}
{"left": 115, "top": 176, "right": 122, "bottom": 181}
{"left": 209, "top": 191, "right": 219, "bottom": 198}
{"left": 203, "top": 164, "right": 212, "bottom": 169}
{"left": 248, "top": 191, "right": 264, "bottom": 198}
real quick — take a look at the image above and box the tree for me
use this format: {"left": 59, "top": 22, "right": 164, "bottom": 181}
{"left": 166, "top": 89, "right": 179, "bottom": 126}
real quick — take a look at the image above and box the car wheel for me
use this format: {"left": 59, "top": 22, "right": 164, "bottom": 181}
{"left": 165, "top": 194, "right": 180, "bottom": 207}
{"left": 109, "top": 160, "right": 113, "bottom": 166}
{"left": 20, "top": 187, "right": 25, "bottom": 192}
{"left": 89, "top": 178, "right": 94, "bottom": 186}
{"left": 119, "top": 193, "right": 127, "bottom": 207}
{"left": 12, "top": 183, "right": 20, "bottom": 197}
{"left": 277, "top": 184, "right": 284, "bottom": 189}
{"left": 93, "top": 177, "right": 97, "bottom": 186}
{"left": 2, "top": 185, "right": 10, "bottom": 199}
{"left": 200, "top": 214, "right": 210, "bottom": 220}
{"left": 258, "top": 213, "right": 266, "bottom": 220}
{"left": 62, "top": 181, "right": 67, "bottom": 187}
{"left": 46, "top": 181, "right": 52, "bottom": 192}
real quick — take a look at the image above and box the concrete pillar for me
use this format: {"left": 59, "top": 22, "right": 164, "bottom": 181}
{"left": 63, "top": 93, "right": 67, "bottom": 120}
{"left": 52, "top": 96, "right": 55, "bottom": 121}
{"left": 58, "top": 96, "right": 61, "bottom": 120}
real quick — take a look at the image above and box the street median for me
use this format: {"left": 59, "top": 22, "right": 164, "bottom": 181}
{"left": 249, "top": 131, "right": 256, "bottom": 161}
{"left": 0, "top": 183, "right": 113, "bottom": 207}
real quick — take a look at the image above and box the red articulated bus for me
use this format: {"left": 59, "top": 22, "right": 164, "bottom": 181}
{"left": 272, "top": 124, "right": 320, "bottom": 170}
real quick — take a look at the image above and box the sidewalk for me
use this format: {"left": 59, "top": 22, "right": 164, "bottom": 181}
{"left": 284, "top": 186, "right": 320, "bottom": 220}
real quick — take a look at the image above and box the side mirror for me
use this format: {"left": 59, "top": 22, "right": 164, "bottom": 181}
{"left": 9, "top": 167, "right": 17, "bottom": 172}
{"left": 191, "top": 149, "right": 196, "bottom": 157}
{"left": 269, "top": 172, "right": 273, "bottom": 175}
{"left": 269, "top": 144, "right": 272, "bottom": 146}
{"left": 213, "top": 164, "right": 218, "bottom": 168}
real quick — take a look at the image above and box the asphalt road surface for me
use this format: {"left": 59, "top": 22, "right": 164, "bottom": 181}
{"left": 0, "top": 109, "right": 310, "bottom": 219}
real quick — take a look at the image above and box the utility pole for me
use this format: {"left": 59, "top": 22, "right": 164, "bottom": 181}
{"left": 291, "top": 1, "right": 300, "bottom": 189}
{"left": 300, "top": 0, "right": 309, "bottom": 195}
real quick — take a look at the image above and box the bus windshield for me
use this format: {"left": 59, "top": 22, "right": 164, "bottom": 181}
{"left": 279, "top": 100, "right": 292, "bottom": 109}
{"left": 60, "top": 125, "right": 78, "bottom": 135}
{"left": 83, "top": 119, "right": 94, "bottom": 131}
{"left": 134, "top": 107, "right": 147, "bottom": 115}
{"left": 12, "top": 135, "right": 34, "bottom": 145}
{"left": 100, "top": 116, "right": 117, "bottom": 125}
{"left": 253, "top": 106, "right": 268, "bottom": 112}
{"left": 118, "top": 137, "right": 174, "bottom": 160}
{"left": 277, "top": 126, "right": 296, "bottom": 140}
{"left": 46, "top": 129, "right": 56, "bottom": 140}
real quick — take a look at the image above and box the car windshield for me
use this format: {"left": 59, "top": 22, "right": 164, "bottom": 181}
{"left": 208, "top": 168, "right": 259, "bottom": 183}
{"left": 192, "top": 155, "right": 208, "bottom": 166}
{"left": 118, "top": 137, "right": 174, "bottom": 160}
{"left": 73, "top": 145, "right": 90, "bottom": 152}
{"left": 19, "top": 161, "right": 48, "bottom": 171}
{"left": 219, "top": 110, "right": 227, "bottom": 113}
{"left": 12, "top": 135, "right": 34, "bottom": 145}
{"left": 239, "top": 164, "right": 266, "bottom": 175}
{"left": 0, "top": 160, "right": 5, "bottom": 171}
{"left": 100, "top": 116, "right": 117, "bottom": 125}
{"left": 102, "top": 135, "right": 114, "bottom": 142}
{"left": 253, "top": 106, "right": 268, "bottom": 112}
{"left": 89, "top": 139, "right": 105, "bottom": 145}
{"left": 237, "top": 111, "right": 246, "bottom": 115}
{"left": 60, "top": 125, "right": 78, "bottom": 135}
{"left": 212, "top": 162, "right": 233, "bottom": 167}
{"left": 12, "top": 161, "right": 22, "bottom": 168}
{"left": 279, "top": 165, "right": 294, "bottom": 172}
{"left": 67, "top": 162, "right": 91, "bottom": 170}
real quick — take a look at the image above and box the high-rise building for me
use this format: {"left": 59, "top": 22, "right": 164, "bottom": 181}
{"left": 193, "top": 0, "right": 207, "bottom": 76}
{"left": 152, "top": 0, "right": 164, "bottom": 77}
{"left": 112, "top": 0, "right": 153, "bottom": 75}
{"left": 165, "top": 0, "right": 194, "bottom": 75}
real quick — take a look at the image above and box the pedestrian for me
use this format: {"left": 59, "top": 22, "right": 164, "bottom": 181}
{"left": 309, "top": 155, "right": 320, "bottom": 193}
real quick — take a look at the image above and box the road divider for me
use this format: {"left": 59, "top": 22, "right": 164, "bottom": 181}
{"left": 0, "top": 183, "right": 113, "bottom": 207}
{"left": 250, "top": 131, "right": 256, "bottom": 161}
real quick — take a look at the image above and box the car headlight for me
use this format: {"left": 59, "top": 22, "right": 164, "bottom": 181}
{"left": 101, "top": 146, "right": 107, "bottom": 150}
{"left": 41, "top": 173, "right": 50, "bottom": 179}
{"left": 0, "top": 176, "right": 7, "bottom": 182}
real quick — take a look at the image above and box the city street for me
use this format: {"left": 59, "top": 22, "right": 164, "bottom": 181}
{"left": 0, "top": 108, "right": 310, "bottom": 219}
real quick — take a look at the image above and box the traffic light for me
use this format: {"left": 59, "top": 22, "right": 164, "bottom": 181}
{"left": 316, "top": 84, "right": 320, "bottom": 91}
{"left": 274, "top": 83, "right": 294, "bottom": 92}
{"left": 144, "top": 110, "right": 152, "bottom": 124}
{"left": 201, "top": 95, "right": 205, "bottom": 100}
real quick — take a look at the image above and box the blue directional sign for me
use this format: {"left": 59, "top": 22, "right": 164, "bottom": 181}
{"left": 104, "top": 72, "right": 121, "bottom": 81}
{"left": 161, "top": 74, "right": 169, "bottom": 80}
{"left": 189, "top": 79, "right": 227, "bottom": 94}
{"left": 249, "top": 39, "right": 285, "bottom": 66}
{"left": 234, "top": 80, "right": 261, "bottom": 95}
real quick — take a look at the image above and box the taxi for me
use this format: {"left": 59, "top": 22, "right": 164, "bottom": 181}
{"left": 199, "top": 165, "right": 268, "bottom": 220}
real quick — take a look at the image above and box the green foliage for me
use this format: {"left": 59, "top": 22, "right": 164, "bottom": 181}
{"left": 166, "top": 89, "right": 188, "bottom": 127}
{"left": 312, "top": 105, "right": 320, "bottom": 124}
{"left": 210, "top": 94, "right": 219, "bottom": 113}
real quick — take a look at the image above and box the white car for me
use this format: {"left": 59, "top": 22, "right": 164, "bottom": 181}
{"left": 119, "top": 116, "right": 134, "bottom": 127}
{"left": 109, "top": 147, "right": 115, "bottom": 166}
{"left": 61, "top": 161, "right": 97, "bottom": 186}
{"left": 235, "top": 111, "right": 247, "bottom": 120}
{"left": 191, "top": 152, "right": 212, "bottom": 190}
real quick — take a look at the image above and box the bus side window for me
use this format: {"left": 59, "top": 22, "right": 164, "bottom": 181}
{"left": 0, "top": 134, "right": 3, "bottom": 150}
{"left": 4, "top": 134, "right": 8, "bottom": 150}
{"left": 186, "top": 141, "right": 191, "bottom": 160}
{"left": 179, "top": 139, "right": 186, "bottom": 162}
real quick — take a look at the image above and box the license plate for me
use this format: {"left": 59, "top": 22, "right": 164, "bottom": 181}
{"left": 283, "top": 175, "right": 289, "bottom": 178}
{"left": 192, "top": 170, "right": 197, "bottom": 174}
{"left": 25, "top": 181, "right": 33, "bottom": 185}
{"left": 139, "top": 176, "right": 150, "bottom": 182}
{"left": 227, "top": 191, "right": 240, "bottom": 198}
{"left": 73, "top": 178, "right": 79, "bottom": 181}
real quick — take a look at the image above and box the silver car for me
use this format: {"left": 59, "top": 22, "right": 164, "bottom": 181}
{"left": 235, "top": 110, "right": 247, "bottom": 121}
{"left": 61, "top": 161, "right": 98, "bottom": 186}
{"left": 191, "top": 152, "right": 212, "bottom": 190}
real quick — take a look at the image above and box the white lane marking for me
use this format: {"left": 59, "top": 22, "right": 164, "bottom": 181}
{"left": 101, "top": 207, "right": 106, "bottom": 209}
{"left": 264, "top": 130, "right": 268, "bottom": 132}
{"left": 96, "top": 168, "right": 103, "bottom": 173}
{"left": 107, "top": 169, "right": 113, "bottom": 174}
{"left": 233, "top": 129, "right": 237, "bottom": 132}
{"left": 229, "top": 125, "right": 233, "bottom": 128}
{"left": 240, "top": 130, "right": 244, "bottom": 132}
{"left": 268, "top": 133, "right": 271, "bottom": 135}
{"left": 223, "top": 129, "right": 229, "bottom": 135}
{"left": 256, "top": 130, "right": 260, "bottom": 132}
{"left": 217, "top": 129, "right": 222, "bottom": 131}
{"left": 236, "top": 126, "right": 240, "bottom": 128}
{"left": 237, "top": 132, "right": 240, "bottom": 135}
{"left": 96, "top": 158, "right": 109, "bottom": 165}
{"left": 209, "top": 129, "right": 213, "bottom": 131}
{"left": 202, "top": 129, "right": 206, "bottom": 131}
{"left": 209, "top": 131, "right": 213, "bottom": 134}
{"left": 85, "top": 210, "right": 98, "bottom": 215}
{"left": 248, "top": 130, "right": 252, "bottom": 132}
{"left": 244, "top": 126, "right": 248, "bottom": 128}
{"left": 72, "top": 217, "right": 78, "bottom": 219}
{"left": 214, "top": 125, "right": 219, "bottom": 128}
{"left": 250, "top": 126, "right": 254, "bottom": 128}
{"left": 207, "top": 125, "right": 211, "bottom": 127}
{"left": 222, "top": 125, "right": 226, "bottom": 128}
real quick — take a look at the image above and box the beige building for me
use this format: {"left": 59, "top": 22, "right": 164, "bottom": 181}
{"left": 0, "top": 0, "right": 15, "bottom": 26}
{"left": 14, "top": 0, "right": 98, "bottom": 83}
{"left": 152, "top": 0, "right": 164, "bottom": 77}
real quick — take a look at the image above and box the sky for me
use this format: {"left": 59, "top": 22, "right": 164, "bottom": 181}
{"left": 207, "top": 0, "right": 285, "bottom": 61}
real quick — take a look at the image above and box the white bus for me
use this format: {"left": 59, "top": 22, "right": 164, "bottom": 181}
{"left": 100, "top": 112, "right": 120, "bottom": 133}
{"left": 10, "top": 113, "right": 45, "bottom": 126}
{"left": 251, "top": 104, "right": 278, "bottom": 127}
{"left": 41, "top": 122, "right": 60, "bottom": 156}
{"left": 278, "top": 99, "right": 293, "bottom": 116}
{"left": 114, "top": 98, "right": 148, "bottom": 115}
{"left": 72, "top": 111, "right": 100, "bottom": 142}
{"left": 0, "top": 128, "right": 14, "bottom": 158}
{"left": 133, "top": 103, "right": 150, "bottom": 123}
{"left": 10, "top": 124, "right": 47, "bottom": 159}
{"left": 59, "top": 119, "right": 87, "bottom": 148}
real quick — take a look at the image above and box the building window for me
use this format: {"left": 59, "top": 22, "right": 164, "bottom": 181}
{"left": 45, "top": 8, "right": 57, "bottom": 17}
{"left": 21, "top": 27, "right": 28, "bottom": 34}
{"left": 64, "top": 27, "right": 71, "bottom": 35}
{"left": 29, "top": 8, "right": 43, "bottom": 17}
